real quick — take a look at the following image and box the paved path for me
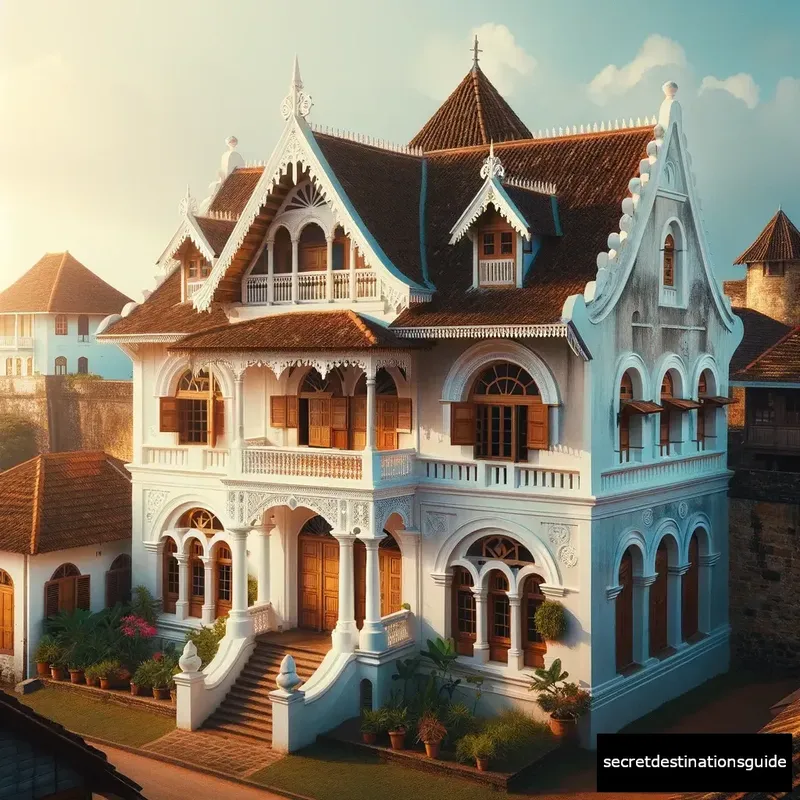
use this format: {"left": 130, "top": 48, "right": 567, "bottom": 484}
{"left": 95, "top": 743, "right": 285, "bottom": 800}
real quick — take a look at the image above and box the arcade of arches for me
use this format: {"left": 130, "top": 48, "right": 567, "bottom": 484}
{"left": 615, "top": 528, "right": 705, "bottom": 674}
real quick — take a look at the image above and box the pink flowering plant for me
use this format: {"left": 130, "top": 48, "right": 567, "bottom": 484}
{"left": 119, "top": 614, "right": 157, "bottom": 667}
{"left": 121, "top": 615, "right": 157, "bottom": 638}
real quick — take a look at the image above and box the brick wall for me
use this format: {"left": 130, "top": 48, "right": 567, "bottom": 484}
{"left": 729, "top": 469, "right": 800, "bottom": 671}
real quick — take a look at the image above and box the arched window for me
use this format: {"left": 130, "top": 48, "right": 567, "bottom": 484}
{"left": 451, "top": 566, "right": 476, "bottom": 656}
{"left": 54, "top": 314, "right": 68, "bottom": 335}
{"left": 163, "top": 539, "right": 179, "bottom": 614}
{"left": 4, "top": 358, "right": 11, "bottom": 375}
{"left": 0, "top": 570, "right": 13, "bottom": 655}
{"left": 45, "top": 563, "right": 89, "bottom": 617}
{"left": 54, "top": 356, "right": 67, "bottom": 376}
{"left": 159, "top": 370, "right": 224, "bottom": 446}
{"left": 105, "top": 554, "right": 131, "bottom": 607}
{"left": 188, "top": 539, "right": 205, "bottom": 618}
{"left": 77, "top": 315, "right": 90, "bottom": 342}
{"left": 453, "top": 362, "right": 546, "bottom": 460}
{"left": 682, "top": 533, "right": 700, "bottom": 642}
{"left": 299, "top": 368, "right": 345, "bottom": 449}
{"left": 660, "top": 373, "right": 674, "bottom": 456}
{"left": 298, "top": 223, "right": 327, "bottom": 272}
{"left": 616, "top": 549, "right": 634, "bottom": 673}
{"left": 662, "top": 234, "right": 675, "bottom": 287}
{"left": 354, "top": 369, "right": 408, "bottom": 452}
{"left": 522, "top": 575, "right": 547, "bottom": 667}
{"left": 619, "top": 373, "right": 634, "bottom": 462}
{"left": 487, "top": 570, "right": 511, "bottom": 663}
{"left": 273, "top": 226, "right": 292, "bottom": 274}
{"left": 214, "top": 544, "right": 232, "bottom": 619}
{"left": 180, "top": 508, "right": 223, "bottom": 535}
{"left": 26, "top": 357, "right": 32, "bottom": 376}
{"left": 77, "top": 356, "right": 88, "bottom": 375}
{"left": 15, "top": 358, "right": 22, "bottom": 376}
{"left": 649, "top": 540, "right": 669, "bottom": 657}
{"left": 466, "top": 535, "right": 534, "bottom": 566}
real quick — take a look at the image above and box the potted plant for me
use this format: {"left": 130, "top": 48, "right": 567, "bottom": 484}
{"left": 534, "top": 600, "right": 568, "bottom": 643}
{"left": 33, "top": 637, "right": 60, "bottom": 677}
{"left": 385, "top": 707, "right": 409, "bottom": 750}
{"left": 95, "top": 660, "right": 121, "bottom": 690}
{"left": 84, "top": 663, "right": 102, "bottom": 687}
{"left": 360, "top": 708, "right": 386, "bottom": 745}
{"left": 529, "top": 658, "right": 590, "bottom": 738}
{"left": 49, "top": 653, "right": 68, "bottom": 681}
{"left": 456, "top": 732, "right": 496, "bottom": 772}
{"left": 67, "top": 660, "right": 86, "bottom": 684}
{"left": 152, "top": 666, "right": 171, "bottom": 700}
{"left": 131, "top": 661, "right": 154, "bottom": 697}
{"left": 416, "top": 712, "right": 447, "bottom": 759}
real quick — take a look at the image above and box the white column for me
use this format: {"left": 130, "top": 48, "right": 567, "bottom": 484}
{"left": 507, "top": 593, "right": 523, "bottom": 670}
{"left": 326, "top": 235, "right": 334, "bottom": 302}
{"left": 201, "top": 556, "right": 215, "bottom": 625}
{"left": 266, "top": 240, "right": 275, "bottom": 305}
{"left": 291, "top": 236, "right": 299, "bottom": 303}
{"left": 256, "top": 523, "right": 274, "bottom": 605}
{"left": 668, "top": 564, "right": 688, "bottom": 648}
{"left": 226, "top": 528, "right": 254, "bottom": 639}
{"left": 231, "top": 374, "right": 244, "bottom": 476}
{"left": 633, "top": 574, "right": 656, "bottom": 665}
{"left": 358, "top": 533, "right": 388, "bottom": 653}
{"left": 331, "top": 531, "right": 357, "bottom": 653}
{"left": 472, "top": 589, "right": 490, "bottom": 663}
{"left": 349, "top": 239, "right": 356, "bottom": 300}
{"left": 143, "top": 541, "right": 164, "bottom": 602}
{"left": 13, "top": 314, "right": 18, "bottom": 348}
{"left": 365, "top": 374, "right": 376, "bottom": 451}
{"left": 175, "top": 554, "right": 190, "bottom": 621}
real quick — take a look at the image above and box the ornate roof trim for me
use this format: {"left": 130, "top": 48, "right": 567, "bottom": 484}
{"left": 156, "top": 210, "right": 217, "bottom": 268}
{"left": 533, "top": 116, "right": 657, "bottom": 139}
{"left": 392, "top": 322, "right": 566, "bottom": 339}
{"left": 96, "top": 332, "right": 185, "bottom": 344}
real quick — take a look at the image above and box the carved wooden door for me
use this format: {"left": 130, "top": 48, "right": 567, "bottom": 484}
{"left": 380, "top": 549, "right": 402, "bottom": 616}
{"left": 308, "top": 397, "right": 332, "bottom": 448}
{"left": 299, "top": 537, "right": 322, "bottom": 630}
{"left": 377, "top": 398, "right": 398, "bottom": 451}
{"left": 354, "top": 541, "right": 366, "bottom": 629}
{"left": 321, "top": 540, "right": 339, "bottom": 632}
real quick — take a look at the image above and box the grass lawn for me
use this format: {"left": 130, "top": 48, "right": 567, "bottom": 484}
{"left": 16, "top": 686, "right": 175, "bottom": 748}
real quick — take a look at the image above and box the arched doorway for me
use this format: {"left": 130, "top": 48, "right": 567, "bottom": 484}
{"left": 354, "top": 532, "right": 402, "bottom": 626}
{"left": 616, "top": 548, "right": 635, "bottom": 673}
{"left": 214, "top": 542, "right": 233, "bottom": 619}
{"left": 0, "top": 570, "right": 13, "bottom": 655}
{"left": 353, "top": 368, "right": 407, "bottom": 451}
{"left": 297, "top": 516, "right": 339, "bottom": 632}
{"left": 682, "top": 532, "right": 700, "bottom": 641}
{"left": 188, "top": 538, "right": 205, "bottom": 619}
{"left": 298, "top": 368, "right": 346, "bottom": 449}
{"left": 163, "top": 539, "right": 179, "bottom": 613}
{"left": 451, "top": 566, "right": 476, "bottom": 656}
{"left": 45, "top": 564, "right": 89, "bottom": 618}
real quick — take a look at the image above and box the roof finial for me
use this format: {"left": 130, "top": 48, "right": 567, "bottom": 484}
{"left": 280, "top": 55, "right": 313, "bottom": 121}
{"left": 480, "top": 139, "right": 504, "bottom": 180}
{"left": 178, "top": 185, "right": 197, "bottom": 217}
{"left": 472, "top": 35, "right": 482, "bottom": 69}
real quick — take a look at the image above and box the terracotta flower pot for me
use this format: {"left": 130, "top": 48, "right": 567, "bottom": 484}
{"left": 36, "top": 662, "right": 50, "bottom": 677}
{"left": 549, "top": 715, "right": 577, "bottom": 739}
{"left": 424, "top": 741, "right": 441, "bottom": 759}
{"left": 153, "top": 687, "right": 171, "bottom": 700}
{"left": 475, "top": 757, "right": 489, "bottom": 772}
{"left": 170, "top": 689, "right": 177, "bottom": 704}
{"left": 99, "top": 678, "right": 111, "bottom": 690}
{"left": 130, "top": 683, "right": 140, "bottom": 696}
{"left": 50, "top": 666, "right": 66, "bottom": 681}
{"left": 69, "top": 669, "right": 84, "bottom": 685}
{"left": 362, "top": 731, "right": 377, "bottom": 745}
{"left": 388, "top": 729, "right": 406, "bottom": 750}
{"left": 85, "top": 676, "right": 98, "bottom": 687}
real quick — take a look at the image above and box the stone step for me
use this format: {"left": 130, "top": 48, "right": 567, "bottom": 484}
{"left": 247, "top": 653, "right": 323, "bottom": 671}
{"left": 214, "top": 702, "right": 274, "bottom": 726}
{"left": 203, "top": 719, "right": 272, "bottom": 743}
{"left": 226, "top": 687, "right": 276, "bottom": 710}
{"left": 207, "top": 708, "right": 273, "bottom": 733}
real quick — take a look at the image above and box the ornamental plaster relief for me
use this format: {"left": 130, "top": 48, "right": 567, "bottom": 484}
{"left": 542, "top": 521, "right": 579, "bottom": 568}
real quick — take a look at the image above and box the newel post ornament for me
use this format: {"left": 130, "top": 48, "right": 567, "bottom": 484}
{"left": 270, "top": 653, "right": 307, "bottom": 753}
{"left": 174, "top": 641, "right": 206, "bottom": 731}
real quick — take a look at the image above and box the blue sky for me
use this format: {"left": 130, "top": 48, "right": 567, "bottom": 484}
{"left": 1, "top": 0, "right": 798, "bottom": 299}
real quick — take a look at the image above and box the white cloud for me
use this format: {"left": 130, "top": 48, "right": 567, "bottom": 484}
{"left": 417, "top": 23, "right": 535, "bottom": 100}
{"left": 588, "top": 34, "right": 686, "bottom": 105}
{"left": 699, "top": 73, "right": 760, "bottom": 109}
{"left": 775, "top": 76, "right": 800, "bottom": 108}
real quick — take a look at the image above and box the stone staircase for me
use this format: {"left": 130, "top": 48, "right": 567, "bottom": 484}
{"left": 202, "top": 637, "right": 325, "bottom": 744}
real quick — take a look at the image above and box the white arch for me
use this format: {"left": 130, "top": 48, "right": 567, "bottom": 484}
{"left": 476, "top": 560, "right": 516, "bottom": 593}
{"left": 652, "top": 352, "right": 689, "bottom": 400}
{"left": 433, "top": 518, "right": 561, "bottom": 588}
{"left": 517, "top": 564, "right": 548, "bottom": 594}
{"left": 247, "top": 495, "right": 338, "bottom": 530}
{"left": 181, "top": 529, "right": 209, "bottom": 557}
{"left": 152, "top": 496, "right": 229, "bottom": 543}
{"left": 614, "top": 352, "right": 651, "bottom": 403}
{"left": 207, "top": 531, "right": 234, "bottom": 555}
{"left": 159, "top": 530, "right": 182, "bottom": 551}
{"left": 154, "top": 354, "right": 235, "bottom": 399}
{"left": 650, "top": 518, "right": 681, "bottom": 572}
{"left": 450, "top": 557, "right": 481, "bottom": 588}
{"left": 681, "top": 512, "right": 713, "bottom": 562}
{"left": 441, "top": 340, "right": 561, "bottom": 406}
{"left": 611, "top": 529, "right": 647, "bottom": 586}
{"left": 691, "top": 354, "right": 722, "bottom": 398}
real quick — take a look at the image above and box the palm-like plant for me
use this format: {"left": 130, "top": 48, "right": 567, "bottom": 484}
{"left": 420, "top": 637, "right": 461, "bottom": 701}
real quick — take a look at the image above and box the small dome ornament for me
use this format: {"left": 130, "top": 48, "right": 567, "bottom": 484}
{"left": 663, "top": 81, "right": 678, "bottom": 98}
{"left": 480, "top": 140, "right": 505, "bottom": 180}
{"left": 276, "top": 655, "right": 302, "bottom": 692}
{"left": 179, "top": 640, "right": 202, "bottom": 674}
{"left": 280, "top": 55, "right": 313, "bottom": 121}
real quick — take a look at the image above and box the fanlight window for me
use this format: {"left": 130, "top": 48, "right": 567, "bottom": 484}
{"left": 180, "top": 508, "right": 223, "bottom": 535}
{"left": 301, "top": 368, "right": 343, "bottom": 395}
{"left": 467, "top": 535, "right": 534, "bottom": 566}
{"left": 51, "top": 563, "right": 80, "bottom": 580}
{"left": 473, "top": 364, "right": 539, "bottom": 397}
{"left": 300, "top": 514, "right": 334, "bottom": 537}
{"left": 160, "top": 370, "right": 225, "bottom": 446}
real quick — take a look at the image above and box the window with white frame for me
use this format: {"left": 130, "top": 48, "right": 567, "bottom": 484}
{"left": 659, "top": 224, "right": 684, "bottom": 307}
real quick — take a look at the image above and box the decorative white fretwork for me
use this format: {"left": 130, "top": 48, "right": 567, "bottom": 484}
{"left": 543, "top": 521, "right": 578, "bottom": 568}
{"left": 284, "top": 182, "right": 326, "bottom": 211}
{"left": 678, "top": 501, "right": 689, "bottom": 520}
{"left": 145, "top": 490, "right": 169, "bottom": 528}
{"left": 546, "top": 523, "right": 571, "bottom": 546}
{"left": 351, "top": 501, "right": 370, "bottom": 533}
{"left": 375, "top": 495, "right": 414, "bottom": 533}
{"left": 558, "top": 544, "right": 578, "bottom": 568}
{"left": 178, "top": 185, "right": 198, "bottom": 218}
{"left": 480, "top": 141, "right": 505, "bottom": 180}
{"left": 424, "top": 511, "right": 449, "bottom": 538}
{"left": 280, "top": 56, "right": 313, "bottom": 121}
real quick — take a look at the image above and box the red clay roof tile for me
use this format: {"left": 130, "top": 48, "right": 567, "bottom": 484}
{"left": 194, "top": 216, "right": 237, "bottom": 257}
{"left": 208, "top": 167, "right": 264, "bottom": 217}
{"left": 735, "top": 209, "right": 800, "bottom": 264}
{"left": 733, "top": 323, "right": 800, "bottom": 383}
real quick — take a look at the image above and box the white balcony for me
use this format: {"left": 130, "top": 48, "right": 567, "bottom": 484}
{"left": 186, "top": 280, "right": 205, "bottom": 299}
{"left": 0, "top": 335, "right": 33, "bottom": 349}
{"left": 242, "top": 445, "right": 364, "bottom": 481}
{"left": 479, "top": 258, "right": 515, "bottom": 287}
{"left": 600, "top": 450, "right": 726, "bottom": 494}
{"left": 244, "top": 270, "right": 379, "bottom": 306}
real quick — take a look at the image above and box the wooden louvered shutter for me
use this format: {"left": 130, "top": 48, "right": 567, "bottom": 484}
{"left": 0, "top": 586, "right": 12, "bottom": 654}
{"left": 106, "top": 570, "right": 119, "bottom": 608}
{"left": 397, "top": 398, "right": 412, "bottom": 433}
{"left": 308, "top": 398, "right": 332, "bottom": 448}
{"left": 44, "top": 581, "right": 60, "bottom": 618}
{"left": 286, "top": 396, "right": 299, "bottom": 429}
{"left": 377, "top": 398, "right": 398, "bottom": 451}
{"left": 450, "top": 403, "right": 475, "bottom": 445}
{"left": 76, "top": 575, "right": 91, "bottom": 611}
{"left": 331, "top": 397, "right": 349, "bottom": 449}
{"left": 351, "top": 397, "right": 367, "bottom": 450}
{"left": 159, "top": 397, "right": 180, "bottom": 432}
{"left": 527, "top": 402, "right": 549, "bottom": 450}
{"left": 209, "top": 397, "right": 225, "bottom": 448}
{"left": 271, "top": 396, "right": 287, "bottom": 428}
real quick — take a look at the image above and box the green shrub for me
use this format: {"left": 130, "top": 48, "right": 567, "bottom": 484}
{"left": 534, "top": 600, "right": 567, "bottom": 641}
{"left": 92, "top": 659, "right": 121, "bottom": 680}
{"left": 445, "top": 702, "right": 479, "bottom": 742}
{"left": 132, "top": 660, "right": 159, "bottom": 689}
{"left": 0, "top": 414, "right": 37, "bottom": 471}
{"left": 84, "top": 663, "right": 104, "bottom": 681}
{"left": 360, "top": 708, "right": 388, "bottom": 734}
{"left": 456, "top": 732, "right": 497, "bottom": 763}
{"left": 483, "top": 709, "right": 550, "bottom": 761}
{"left": 185, "top": 617, "right": 227, "bottom": 668}
{"left": 129, "top": 586, "right": 159, "bottom": 626}
{"left": 247, "top": 575, "right": 258, "bottom": 606}
{"left": 383, "top": 706, "right": 409, "bottom": 732}
{"left": 34, "top": 636, "right": 61, "bottom": 664}
{"left": 416, "top": 711, "right": 447, "bottom": 744}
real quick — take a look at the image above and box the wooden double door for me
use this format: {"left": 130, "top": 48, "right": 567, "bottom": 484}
{"left": 297, "top": 533, "right": 402, "bottom": 632}
{"left": 305, "top": 395, "right": 410, "bottom": 451}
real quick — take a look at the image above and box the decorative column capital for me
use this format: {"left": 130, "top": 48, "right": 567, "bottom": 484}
{"left": 430, "top": 572, "right": 452, "bottom": 588}
{"left": 699, "top": 552, "right": 721, "bottom": 567}
{"left": 175, "top": 553, "right": 190, "bottom": 566}
{"left": 634, "top": 574, "right": 657, "bottom": 588}
{"left": 356, "top": 531, "right": 386, "bottom": 549}
{"left": 200, "top": 556, "right": 214, "bottom": 567}
{"left": 668, "top": 564, "right": 691, "bottom": 576}
{"left": 507, "top": 594, "right": 521, "bottom": 606}
{"left": 606, "top": 584, "right": 623, "bottom": 601}
{"left": 472, "top": 589, "right": 488, "bottom": 601}
{"left": 143, "top": 540, "right": 164, "bottom": 554}
{"left": 228, "top": 527, "right": 251, "bottom": 542}
{"left": 332, "top": 530, "right": 357, "bottom": 547}
{"left": 540, "top": 584, "right": 568, "bottom": 598}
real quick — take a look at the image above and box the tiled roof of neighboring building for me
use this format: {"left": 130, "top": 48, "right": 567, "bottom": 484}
{"left": 0, "top": 451, "right": 131, "bottom": 555}
{"left": 409, "top": 65, "right": 532, "bottom": 152}
{"left": 723, "top": 278, "right": 746, "bottom": 308}
{"left": 0, "top": 253, "right": 132, "bottom": 314}
{"left": 169, "top": 310, "right": 412, "bottom": 351}
{"left": 195, "top": 216, "right": 237, "bottom": 257}
{"left": 731, "top": 308, "right": 793, "bottom": 375}
{"left": 733, "top": 324, "right": 800, "bottom": 383}
{"left": 734, "top": 209, "right": 800, "bottom": 264}
{"left": 208, "top": 166, "right": 264, "bottom": 217}
{"left": 0, "top": 690, "right": 143, "bottom": 800}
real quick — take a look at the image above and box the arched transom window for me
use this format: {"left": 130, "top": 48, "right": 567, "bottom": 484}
{"left": 159, "top": 370, "right": 224, "bottom": 446}
{"left": 466, "top": 535, "right": 534, "bottom": 566}
{"left": 662, "top": 234, "right": 675, "bottom": 287}
{"left": 180, "top": 508, "right": 223, "bottom": 535}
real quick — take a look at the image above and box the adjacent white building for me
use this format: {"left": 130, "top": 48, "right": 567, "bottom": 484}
{"left": 0, "top": 252, "right": 133, "bottom": 379}
{"left": 98, "top": 54, "right": 742, "bottom": 748}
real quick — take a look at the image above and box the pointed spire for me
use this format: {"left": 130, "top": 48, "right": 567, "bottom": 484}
{"left": 280, "top": 54, "right": 313, "bottom": 120}
{"left": 472, "top": 35, "right": 482, "bottom": 69}
{"left": 178, "top": 185, "right": 197, "bottom": 217}
{"left": 480, "top": 140, "right": 505, "bottom": 180}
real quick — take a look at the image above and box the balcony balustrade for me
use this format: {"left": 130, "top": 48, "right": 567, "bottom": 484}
{"left": 0, "top": 335, "right": 33, "bottom": 349}
{"left": 600, "top": 450, "right": 725, "bottom": 493}
{"left": 478, "top": 259, "right": 515, "bottom": 287}
{"left": 186, "top": 280, "right": 205, "bottom": 299}
{"left": 244, "top": 270, "right": 378, "bottom": 306}
{"left": 745, "top": 424, "right": 800, "bottom": 451}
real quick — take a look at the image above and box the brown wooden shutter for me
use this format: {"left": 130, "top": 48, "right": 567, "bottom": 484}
{"left": 527, "top": 402, "right": 549, "bottom": 450}
{"left": 377, "top": 398, "right": 398, "bottom": 451}
{"left": 209, "top": 397, "right": 225, "bottom": 448}
{"left": 0, "top": 586, "right": 12, "bottom": 654}
{"left": 350, "top": 397, "right": 367, "bottom": 450}
{"left": 397, "top": 398, "right": 412, "bottom": 433}
{"left": 106, "top": 570, "right": 119, "bottom": 608}
{"left": 159, "top": 397, "right": 180, "bottom": 432}
{"left": 286, "top": 396, "right": 299, "bottom": 428}
{"left": 44, "top": 581, "right": 60, "bottom": 618}
{"left": 309, "top": 398, "right": 332, "bottom": 448}
{"left": 76, "top": 575, "right": 91, "bottom": 611}
{"left": 331, "top": 397, "right": 349, "bottom": 449}
{"left": 271, "top": 396, "right": 287, "bottom": 428}
{"left": 450, "top": 403, "right": 475, "bottom": 445}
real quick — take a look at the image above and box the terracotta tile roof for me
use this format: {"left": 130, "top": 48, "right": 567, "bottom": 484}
{"left": 409, "top": 66, "right": 532, "bottom": 152}
{"left": 0, "top": 451, "right": 131, "bottom": 555}
{"left": 393, "top": 128, "right": 652, "bottom": 328}
{"left": 208, "top": 166, "right": 264, "bottom": 216}
{"left": 733, "top": 324, "right": 800, "bottom": 383}
{"left": 735, "top": 209, "right": 800, "bottom": 264}
{"left": 195, "top": 216, "right": 237, "bottom": 257}
{"left": 314, "top": 134, "right": 426, "bottom": 286}
{"left": 99, "top": 269, "right": 230, "bottom": 337}
{"left": 169, "top": 310, "right": 413, "bottom": 352}
{"left": 731, "top": 308, "right": 793, "bottom": 375}
{"left": 504, "top": 186, "right": 560, "bottom": 237}
{"left": 723, "top": 278, "right": 747, "bottom": 308}
{"left": 0, "top": 690, "right": 144, "bottom": 800}
{"left": 0, "top": 252, "right": 132, "bottom": 314}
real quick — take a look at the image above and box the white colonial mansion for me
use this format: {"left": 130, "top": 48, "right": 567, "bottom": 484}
{"left": 98, "top": 52, "right": 742, "bottom": 749}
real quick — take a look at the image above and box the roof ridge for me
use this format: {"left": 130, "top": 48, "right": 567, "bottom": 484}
{"left": 741, "top": 323, "right": 800, "bottom": 373}
{"left": 346, "top": 309, "right": 378, "bottom": 345}
{"left": 46, "top": 252, "right": 69, "bottom": 312}
{"left": 30, "top": 455, "right": 43, "bottom": 555}
{"left": 105, "top": 455, "right": 132, "bottom": 483}
{"left": 311, "top": 125, "right": 424, "bottom": 158}
{"left": 471, "top": 67, "right": 489, "bottom": 145}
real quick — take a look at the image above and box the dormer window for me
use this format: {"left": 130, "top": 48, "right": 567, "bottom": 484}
{"left": 477, "top": 213, "right": 517, "bottom": 287}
